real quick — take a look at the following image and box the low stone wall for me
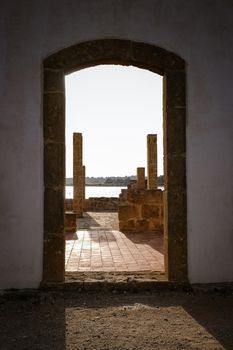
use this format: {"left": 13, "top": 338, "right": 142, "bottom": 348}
{"left": 84, "top": 197, "right": 119, "bottom": 211}
{"left": 118, "top": 189, "right": 163, "bottom": 232}
{"left": 65, "top": 197, "right": 119, "bottom": 212}
{"left": 65, "top": 199, "right": 74, "bottom": 211}
{"left": 65, "top": 211, "right": 77, "bottom": 233}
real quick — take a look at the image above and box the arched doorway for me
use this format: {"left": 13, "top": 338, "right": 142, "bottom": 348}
{"left": 43, "top": 39, "right": 187, "bottom": 283}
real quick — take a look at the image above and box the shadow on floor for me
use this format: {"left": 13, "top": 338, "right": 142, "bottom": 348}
{"left": 77, "top": 211, "right": 119, "bottom": 231}
{"left": 75, "top": 212, "right": 164, "bottom": 252}
{"left": 76, "top": 212, "right": 101, "bottom": 229}
{"left": 1, "top": 291, "right": 233, "bottom": 349}
{"left": 66, "top": 232, "right": 78, "bottom": 240}
{"left": 123, "top": 231, "right": 164, "bottom": 255}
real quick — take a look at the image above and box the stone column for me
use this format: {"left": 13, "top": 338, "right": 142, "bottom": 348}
{"left": 137, "top": 167, "right": 146, "bottom": 189}
{"left": 147, "top": 134, "right": 158, "bottom": 189}
{"left": 82, "top": 165, "right": 86, "bottom": 209}
{"left": 73, "top": 133, "right": 84, "bottom": 217}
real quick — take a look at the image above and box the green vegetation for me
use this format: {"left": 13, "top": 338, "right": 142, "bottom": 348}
{"left": 66, "top": 175, "right": 164, "bottom": 186}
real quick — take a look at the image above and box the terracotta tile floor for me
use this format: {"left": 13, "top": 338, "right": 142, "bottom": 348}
{"left": 65, "top": 212, "right": 164, "bottom": 272}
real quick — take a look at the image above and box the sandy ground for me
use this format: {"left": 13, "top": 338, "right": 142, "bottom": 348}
{"left": 0, "top": 290, "right": 233, "bottom": 350}
{"left": 76, "top": 212, "right": 120, "bottom": 231}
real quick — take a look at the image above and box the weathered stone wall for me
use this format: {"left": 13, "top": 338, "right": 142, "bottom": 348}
{"left": 118, "top": 189, "right": 163, "bottom": 233}
{"left": 65, "top": 211, "right": 76, "bottom": 233}
{"left": 65, "top": 197, "right": 119, "bottom": 212}
{"left": 65, "top": 199, "right": 74, "bottom": 211}
{"left": 85, "top": 197, "right": 119, "bottom": 212}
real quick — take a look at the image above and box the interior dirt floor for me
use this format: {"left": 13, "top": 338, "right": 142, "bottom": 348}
{"left": 65, "top": 212, "right": 164, "bottom": 273}
{"left": 1, "top": 290, "right": 233, "bottom": 349}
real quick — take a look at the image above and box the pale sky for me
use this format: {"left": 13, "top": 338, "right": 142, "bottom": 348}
{"left": 65, "top": 65, "right": 163, "bottom": 178}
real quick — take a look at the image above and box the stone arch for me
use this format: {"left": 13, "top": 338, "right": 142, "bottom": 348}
{"left": 43, "top": 39, "right": 187, "bottom": 283}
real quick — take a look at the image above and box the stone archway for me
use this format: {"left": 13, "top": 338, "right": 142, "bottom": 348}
{"left": 43, "top": 39, "right": 187, "bottom": 283}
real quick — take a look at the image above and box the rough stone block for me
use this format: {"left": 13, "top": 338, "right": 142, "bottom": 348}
{"left": 127, "top": 180, "right": 137, "bottom": 190}
{"left": 44, "top": 39, "right": 132, "bottom": 71}
{"left": 137, "top": 167, "right": 146, "bottom": 189}
{"left": 65, "top": 211, "right": 77, "bottom": 233}
{"left": 149, "top": 220, "right": 164, "bottom": 232}
{"left": 118, "top": 204, "right": 138, "bottom": 221}
{"left": 73, "top": 133, "right": 83, "bottom": 165}
{"left": 43, "top": 93, "right": 65, "bottom": 143}
{"left": 147, "top": 134, "right": 157, "bottom": 189}
{"left": 131, "top": 42, "right": 166, "bottom": 75}
{"left": 165, "top": 53, "right": 185, "bottom": 71}
{"left": 160, "top": 205, "right": 164, "bottom": 217}
{"left": 73, "top": 199, "right": 83, "bottom": 218}
{"left": 119, "top": 219, "right": 135, "bottom": 231}
{"left": 164, "top": 71, "right": 186, "bottom": 109}
{"left": 142, "top": 204, "right": 160, "bottom": 219}
{"left": 143, "top": 189, "right": 163, "bottom": 204}
{"left": 43, "top": 233, "right": 65, "bottom": 282}
{"left": 44, "top": 69, "right": 64, "bottom": 93}
{"left": 166, "top": 154, "right": 186, "bottom": 191}
{"left": 164, "top": 190, "right": 186, "bottom": 222}
{"left": 126, "top": 189, "right": 163, "bottom": 205}
{"left": 85, "top": 197, "right": 119, "bottom": 211}
{"left": 165, "top": 107, "right": 186, "bottom": 155}
{"left": 119, "top": 189, "right": 128, "bottom": 201}
{"left": 135, "top": 219, "right": 149, "bottom": 231}
{"left": 65, "top": 199, "right": 73, "bottom": 211}
{"left": 127, "top": 189, "right": 146, "bottom": 204}
{"left": 44, "top": 143, "right": 65, "bottom": 188}
{"left": 166, "top": 235, "right": 187, "bottom": 282}
{"left": 44, "top": 188, "right": 64, "bottom": 234}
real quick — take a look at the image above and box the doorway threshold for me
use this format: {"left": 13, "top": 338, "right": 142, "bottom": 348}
{"left": 41, "top": 271, "right": 190, "bottom": 293}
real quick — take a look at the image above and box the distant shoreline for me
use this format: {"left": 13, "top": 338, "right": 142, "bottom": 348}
{"left": 66, "top": 175, "right": 164, "bottom": 187}
{"left": 66, "top": 183, "right": 164, "bottom": 187}
{"left": 66, "top": 184, "right": 126, "bottom": 187}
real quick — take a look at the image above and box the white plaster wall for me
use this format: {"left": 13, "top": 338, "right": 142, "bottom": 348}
{"left": 0, "top": 0, "right": 233, "bottom": 288}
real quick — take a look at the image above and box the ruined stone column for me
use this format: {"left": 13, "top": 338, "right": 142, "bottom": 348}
{"left": 137, "top": 167, "right": 146, "bottom": 189}
{"left": 73, "top": 133, "right": 84, "bottom": 217}
{"left": 147, "top": 134, "right": 158, "bottom": 189}
{"left": 82, "top": 165, "right": 86, "bottom": 210}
